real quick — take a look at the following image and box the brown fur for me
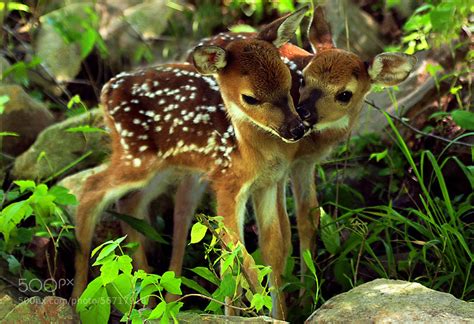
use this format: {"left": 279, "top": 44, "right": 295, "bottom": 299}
{"left": 155, "top": 6, "right": 417, "bottom": 316}
{"left": 71, "top": 10, "right": 309, "bottom": 321}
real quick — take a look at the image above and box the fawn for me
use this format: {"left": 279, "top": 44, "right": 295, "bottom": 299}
{"left": 121, "top": 5, "right": 417, "bottom": 318}
{"left": 71, "top": 6, "right": 310, "bottom": 318}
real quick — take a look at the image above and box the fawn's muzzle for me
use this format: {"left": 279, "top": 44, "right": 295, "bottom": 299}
{"left": 297, "top": 89, "right": 321, "bottom": 128}
{"left": 280, "top": 118, "right": 306, "bottom": 142}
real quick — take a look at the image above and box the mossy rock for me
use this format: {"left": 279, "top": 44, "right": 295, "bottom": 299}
{"left": 12, "top": 109, "right": 110, "bottom": 181}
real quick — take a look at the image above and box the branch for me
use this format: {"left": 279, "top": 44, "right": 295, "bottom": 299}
{"left": 174, "top": 293, "right": 253, "bottom": 312}
{"left": 364, "top": 100, "right": 473, "bottom": 148}
{"left": 195, "top": 214, "right": 263, "bottom": 296}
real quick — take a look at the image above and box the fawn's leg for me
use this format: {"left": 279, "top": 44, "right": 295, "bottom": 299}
{"left": 117, "top": 170, "right": 174, "bottom": 274}
{"left": 214, "top": 181, "right": 261, "bottom": 316}
{"left": 277, "top": 177, "right": 292, "bottom": 265}
{"left": 71, "top": 162, "right": 156, "bottom": 301}
{"left": 166, "top": 173, "right": 207, "bottom": 302}
{"left": 253, "top": 184, "right": 289, "bottom": 320}
{"left": 290, "top": 161, "right": 320, "bottom": 293}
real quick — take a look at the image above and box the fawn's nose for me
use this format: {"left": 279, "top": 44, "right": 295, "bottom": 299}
{"left": 288, "top": 120, "right": 306, "bottom": 141}
{"left": 296, "top": 106, "right": 311, "bottom": 120}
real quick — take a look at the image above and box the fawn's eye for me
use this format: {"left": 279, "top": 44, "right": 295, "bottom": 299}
{"left": 335, "top": 91, "right": 353, "bottom": 103}
{"left": 242, "top": 94, "right": 260, "bottom": 105}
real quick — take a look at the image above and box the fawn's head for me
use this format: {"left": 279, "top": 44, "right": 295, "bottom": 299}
{"left": 297, "top": 7, "right": 417, "bottom": 132}
{"left": 191, "top": 6, "right": 310, "bottom": 143}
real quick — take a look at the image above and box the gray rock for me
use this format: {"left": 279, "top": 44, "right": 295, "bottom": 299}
{"left": 0, "top": 84, "right": 55, "bottom": 157}
{"left": 151, "top": 313, "right": 287, "bottom": 323}
{"left": 12, "top": 108, "right": 109, "bottom": 181}
{"left": 325, "top": 0, "right": 386, "bottom": 60}
{"left": 0, "top": 294, "right": 17, "bottom": 320}
{"left": 1, "top": 296, "right": 78, "bottom": 323}
{"left": 35, "top": 3, "right": 88, "bottom": 82}
{"left": 306, "top": 279, "right": 474, "bottom": 323}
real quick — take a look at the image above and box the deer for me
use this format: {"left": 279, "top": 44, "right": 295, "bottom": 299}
{"left": 115, "top": 5, "right": 417, "bottom": 318}
{"left": 71, "top": 7, "right": 310, "bottom": 319}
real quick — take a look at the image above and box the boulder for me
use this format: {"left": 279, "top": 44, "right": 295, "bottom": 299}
{"left": 0, "top": 84, "right": 55, "bottom": 157}
{"left": 12, "top": 108, "right": 109, "bottom": 181}
{"left": 306, "top": 279, "right": 474, "bottom": 323}
{"left": 325, "top": 0, "right": 386, "bottom": 60}
{"left": 1, "top": 296, "right": 78, "bottom": 323}
{"left": 35, "top": 3, "right": 88, "bottom": 82}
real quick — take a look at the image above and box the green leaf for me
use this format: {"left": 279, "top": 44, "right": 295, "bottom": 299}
{"left": 2, "top": 253, "right": 21, "bottom": 275}
{"left": 66, "top": 125, "right": 107, "bottom": 134}
{"left": 106, "top": 273, "right": 133, "bottom": 314}
{"left": 451, "top": 110, "right": 474, "bottom": 130}
{"left": 430, "top": 5, "right": 455, "bottom": 33}
{"left": 49, "top": 186, "right": 78, "bottom": 205}
{"left": 190, "top": 222, "right": 207, "bottom": 244}
{"left": 190, "top": 267, "right": 220, "bottom": 286}
{"left": 0, "top": 2, "right": 30, "bottom": 12}
{"left": 67, "top": 95, "right": 82, "bottom": 109}
{"left": 148, "top": 300, "right": 166, "bottom": 320}
{"left": 139, "top": 274, "right": 161, "bottom": 305}
{"left": 320, "top": 207, "right": 341, "bottom": 254}
{"left": 14, "top": 180, "right": 36, "bottom": 193}
{"left": 302, "top": 249, "right": 316, "bottom": 277}
{"left": 110, "top": 211, "right": 167, "bottom": 244}
{"left": 229, "top": 24, "right": 256, "bottom": 33}
{"left": 117, "top": 255, "right": 133, "bottom": 275}
{"left": 100, "top": 260, "right": 119, "bottom": 285}
{"left": 369, "top": 149, "right": 388, "bottom": 162}
{"left": 77, "top": 277, "right": 104, "bottom": 312}
{"left": 221, "top": 249, "right": 237, "bottom": 273}
{"left": 0, "top": 132, "right": 17, "bottom": 137}
{"left": 79, "top": 28, "right": 97, "bottom": 59}
{"left": 251, "top": 293, "right": 272, "bottom": 312}
{"left": 160, "top": 271, "right": 182, "bottom": 295}
{"left": 166, "top": 301, "right": 183, "bottom": 322}
{"left": 180, "top": 277, "right": 211, "bottom": 296}
{"left": 206, "top": 273, "right": 236, "bottom": 312}
{"left": 94, "top": 236, "right": 127, "bottom": 261}
{"left": 0, "top": 95, "right": 9, "bottom": 113}
{"left": 78, "top": 285, "right": 110, "bottom": 324}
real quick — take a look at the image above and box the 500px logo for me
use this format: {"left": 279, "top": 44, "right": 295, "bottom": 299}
{"left": 18, "top": 278, "right": 74, "bottom": 293}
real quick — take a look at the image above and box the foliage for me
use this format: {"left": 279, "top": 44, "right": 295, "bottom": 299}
{"left": 77, "top": 236, "right": 183, "bottom": 324}
{"left": 401, "top": 0, "right": 471, "bottom": 54}
{"left": 0, "top": 181, "right": 75, "bottom": 291}
{"left": 78, "top": 215, "right": 274, "bottom": 323}
{"left": 1, "top": 0, "right": 473, "bottom": 322}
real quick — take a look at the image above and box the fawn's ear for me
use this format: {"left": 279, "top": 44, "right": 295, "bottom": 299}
{"left": 192, "top": 45, "right": 228, "bottom": 75}
{"left": 367, "top": 53, "right": 418, "bottom": 86}
{"left": 257, "top": 4, "right": 309, "bottom": 48}
{"left": 308, "top": 6, "right": 335, "bottom": 53}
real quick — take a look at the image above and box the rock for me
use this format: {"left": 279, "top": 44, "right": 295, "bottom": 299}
{"left": 0, "top": 84, "right": 55, "bottom": 156}
{"left": 12, "top": 108, "right": 109, "bottom": 181}
{"left": 1, "top": 296, "right": 78, "bottom": 323}
{"left": 325, "top": 0, "right": 386, "bottom": 60}
{"left": 123, "top": 0, "right": 173, "bottom": 40}
{"left": 35, "top": 3, "right": 92, "bottom": 82}
{"left": 0, "top": 294, "right": 17, "bottom": 320}
{"left": 306, "top": 279, "right": 474, "bottom": 323}
{"left": 151, "top": 313, "right": 287, "bottom": 323}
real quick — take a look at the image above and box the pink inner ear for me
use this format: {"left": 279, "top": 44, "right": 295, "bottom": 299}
{"left": 208, "top": 52, "right": 217, "bottom": 64}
